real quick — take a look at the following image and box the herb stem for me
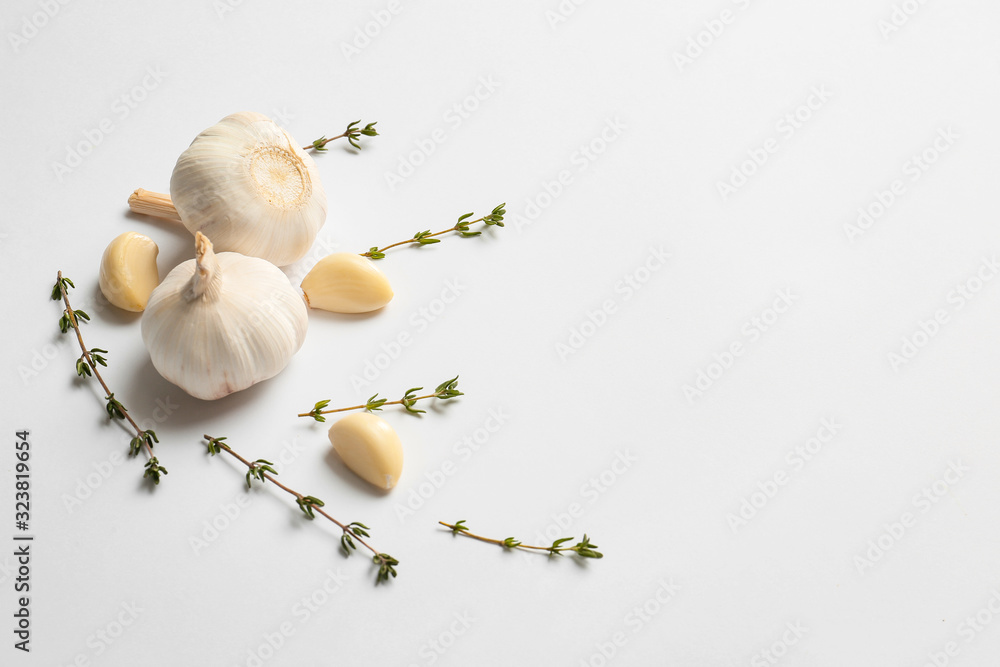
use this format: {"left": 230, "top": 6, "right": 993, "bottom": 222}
{"left": 211, "top": 437, "right": 361, "bottom": 542}
{"left": 54, "top": 272, "right": 164, "bottom": 482}
{"left": 437, "top": 522, "right": 538, "bottom": 549}
{"left": 303, "top": 130, "right": 350, "bottom": 151}
{"left": 305, "top": 120, "right": 378, "bottom": 152}
{"left": 371, "top": 222, "right": 478, "bottom": 254}
{"left": 299, "top": 393, "right": 441, "bottom": 419}
{"left": 300, "top": 377, "right": 463, "bottom": 422}
{"left": 439, "top": 520, "right": 603, "bottom": 559}
{"left": 205, "top": 435, "right": 398, "bottom": 582}
{"left": 57, "top": 274, "right": 126, "bottom": 426}
{"left": 360, "top": 205, "right": 506, "bottom": 260}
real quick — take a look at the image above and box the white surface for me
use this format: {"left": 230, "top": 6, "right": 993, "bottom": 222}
{"left": 3, "top": 1, "right": 1000, "bottom": 665}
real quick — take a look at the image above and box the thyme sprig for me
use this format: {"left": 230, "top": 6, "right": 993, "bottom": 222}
{"left": 205, "top": 435, "right": 399, "bottom": 583}
{"left": 300, "top": 376, "right": 463, "bottom": 422}
{"left": 361, "top": 204, "right": 505, "bottom": 259}
{"left": 52, "top": 272, "right": 167, "bottom": 484}
{"left": 306, "top": 120, "right": 378, "bottom": 152}
{"left": 439, "top": 520, "right": 603, "bottom": 559}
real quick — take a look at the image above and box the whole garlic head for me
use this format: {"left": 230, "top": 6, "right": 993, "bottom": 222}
{"left": 141, "top": 232, "right": 308, "bottom": 400}
{"left": 170, "top": 112, "right": 327, "bottom": 267}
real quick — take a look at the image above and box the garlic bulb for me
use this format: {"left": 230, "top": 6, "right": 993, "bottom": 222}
{"left": 301, "top": 253, "right": 394, "bottom": 313}
{"left": 141, "top": 232, "right": 308, "bottom": 400}
{"left": 99, "top": 232, "right": 159, "bottom": 312}
{"left": 167, "top": 112, "right": 327, "bottom": 266}
{"left": 329, "top": 413, "right": 403, "bottom": 490}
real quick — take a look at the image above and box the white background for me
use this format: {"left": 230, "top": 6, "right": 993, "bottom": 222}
{"left": 3, "top": 0, "right": 1000, "bottom": 665}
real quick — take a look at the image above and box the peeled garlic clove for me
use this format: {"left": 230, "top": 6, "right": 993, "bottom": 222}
{"left": 329, "top": 413, "right": 403, "bottom": 490}
{"left": 141, "top": 232, "right": 308, "bottom": 400}
{"left": 169, "top": 112, "right": 328, "bottom": 267}
{"left": 98, "top": 232, "right": 160, "bottom": 312}
{"left": 301, "top": 253, "right": 394, "bottom": 313}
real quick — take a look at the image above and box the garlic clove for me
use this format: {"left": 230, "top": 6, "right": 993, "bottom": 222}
{"left": 141, "top": 232, "right": 308, "bottom": 400}
{"left": 328, "top": 413, "right": 403, "bottom": 490}
{"left": 98, "top": 232, "right": 160, "bottom": 312}
{"left": 169, "top": 112, "right": 327, "bottom": 267}
{"left": 301, "top": 253, "right": 394, "bottom": 313}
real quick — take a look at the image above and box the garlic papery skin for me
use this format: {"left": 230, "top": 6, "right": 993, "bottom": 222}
{"left": 168, "top": 112, "right": 327, "bottom": 267}
{"left": 141, "top": 232, "right": 308, "bottom": 400}
{"left": 329, "top": 413, "right": 403, "bottom": 490}
{"left": 99, "top": 232, "right": 160, "bottom": 312}
{"left": 301, "top": 253, "right": 394, "bottom": 313}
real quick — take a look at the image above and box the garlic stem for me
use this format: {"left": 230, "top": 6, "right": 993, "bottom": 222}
{"left": 128, "top": 188, "right": 181, "bottom": 222}
{"left": 183, "top": 232, "right": 221, "bottom": 302}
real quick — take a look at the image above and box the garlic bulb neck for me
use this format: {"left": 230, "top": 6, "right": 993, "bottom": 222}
{"left": 184, "top": 232, "right": 222, "bottom": 302}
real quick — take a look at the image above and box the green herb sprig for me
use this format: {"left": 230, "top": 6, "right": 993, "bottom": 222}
{"left": 306, "top": 120, "right": 379, "bottom": 152}
{"left": 439, "top": 520, "right": 603, "bottom": 559}
{"left": 52, "top": 272, "right": 167, "bottom": 484}
{"left": 205, "top": 435, "right": 399, "bottom": 583}
{"left": 361, "top": 204, "right": 505, "bottom": 260}
{"left": 300, "top": 376, "right": 463, "bottom": 422}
